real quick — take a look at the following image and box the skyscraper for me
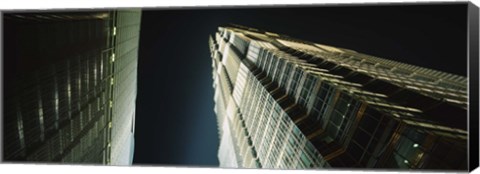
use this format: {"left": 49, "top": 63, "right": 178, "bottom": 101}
{"left": 210, "top": 25, "right": 468, "bottom": 170}
{"left": 3, "top": 9, "right": 141, "bottom": 165}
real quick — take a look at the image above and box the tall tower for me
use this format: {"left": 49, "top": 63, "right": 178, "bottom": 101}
{"left": 210, "top": 25, "right": 467, "bottom": 170}
{"left": 3, "top": 9, "right": 141, "bottom": 165}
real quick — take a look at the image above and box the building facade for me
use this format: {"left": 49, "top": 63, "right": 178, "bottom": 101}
{"left": 210, "top": 25, "right": 468, "bottom": 170}
{"left": 3, "top": 9, "right": 141, "bottom": 165}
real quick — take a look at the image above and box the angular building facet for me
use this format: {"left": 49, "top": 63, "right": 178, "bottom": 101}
{"left": 210, "top": 25, "right": 468, "bottom": 170}
{"left": 3, "top": 9, "right": 141, "bottom": 165}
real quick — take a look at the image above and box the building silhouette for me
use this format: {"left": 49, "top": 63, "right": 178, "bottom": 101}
{"left": 209, "top": 25, "right": 467, "bottom": 170}
{"left": 3, "top": 9, "right": 141, "bottom": 165}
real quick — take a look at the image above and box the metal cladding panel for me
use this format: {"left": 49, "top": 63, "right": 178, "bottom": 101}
{"left": 232, "top": 63, "right": 249, "bottom": 106}
{"left": 222, "top": 44, "right": 242, "bottom": 86}
{"left": 218, "top": 118, "right": 241, "bottom": 168}
{"left": 110, "top": 9, "right": 141, "bottom": 166}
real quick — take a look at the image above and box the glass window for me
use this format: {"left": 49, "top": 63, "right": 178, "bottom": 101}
{"left": 280, "top": 63, "right": 293, "bottom": 88}
{"left": 288, "top": 67, "right": 303, "bottom": 96}
{"left": 353, "top": 128, "right": 372, "bottom": 148}
{"left": 300, "top": 151, "right": 312, "bottom": 167}
{"left": 348, "top": 141, "right": 364, "bottom": 162}
{"left": 359, "top": 114, "right": 379, "bottom": 135}
{"left": 273, "top": 59, "right": 285, "bottom": 82}
{"left": 299, "top": 74, "right": 317, "bottom": 107}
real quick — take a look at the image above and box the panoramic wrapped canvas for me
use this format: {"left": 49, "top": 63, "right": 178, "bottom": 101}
{"left": 2, "top": 2, "right": 479, "bottom": 172}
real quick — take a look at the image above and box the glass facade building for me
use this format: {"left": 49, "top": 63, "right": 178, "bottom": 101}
{"left": 210, "top": 25, "right": 468, "bottom": 170}
{"left": 3, "top": 9, "right": 141, "bottom": 165}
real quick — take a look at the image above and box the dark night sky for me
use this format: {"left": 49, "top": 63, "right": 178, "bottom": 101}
{"left": 132, "top": 3, "right": 467, "bottom": 166}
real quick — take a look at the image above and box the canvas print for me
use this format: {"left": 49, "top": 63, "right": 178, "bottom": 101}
{"left": 2, "top": 2, "right": 478, "bottom": 172}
